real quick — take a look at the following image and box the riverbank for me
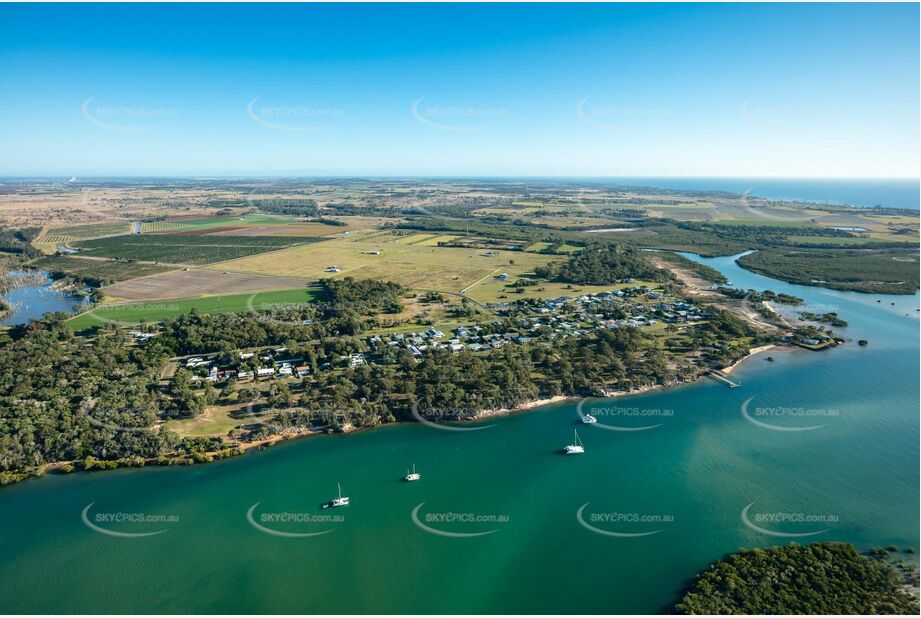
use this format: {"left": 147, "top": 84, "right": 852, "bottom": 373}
{"left": 6, "top": 340, "right": 792, "bottom": 488}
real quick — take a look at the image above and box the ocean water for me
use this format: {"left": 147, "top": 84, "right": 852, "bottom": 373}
{"left": 596, "top": 177, "right": 920, "bottom": 210}
{"left": 0, "top": 256, "right": 917, "bottom": 613}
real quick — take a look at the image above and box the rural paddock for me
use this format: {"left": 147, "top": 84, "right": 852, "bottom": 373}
{"left": 101, "top": 268, "right": 314, "bottom": 301}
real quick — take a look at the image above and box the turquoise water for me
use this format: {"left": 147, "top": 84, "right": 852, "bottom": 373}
{"left": 597, "top": 177, "right": 920, "bottom": 210}
{"left": 0, "top": 256, "right": 917, "bottom": 613}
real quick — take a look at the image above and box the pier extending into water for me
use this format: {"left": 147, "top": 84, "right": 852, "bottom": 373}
{"left": 707, "top": 370, "right": 741, "bottom": 388}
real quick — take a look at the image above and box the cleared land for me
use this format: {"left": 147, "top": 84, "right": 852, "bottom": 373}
{"left": 100, "top": 269, "right": 314, "bottom": 301}
{"left": 69, "top": 287, "right": 320, "bottom": 330}
{"left": 208, "top": 230, "right": 561, "bottom": 293}
{"left": 73, "top": 234, "right": 323, "bottom": 265}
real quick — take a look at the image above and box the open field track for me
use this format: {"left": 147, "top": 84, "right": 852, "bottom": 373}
{"left": 207, "top": 230, "right": 560, "bottom": 294}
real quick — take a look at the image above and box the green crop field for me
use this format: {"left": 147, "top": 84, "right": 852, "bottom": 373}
{"left": 68, "top": 287, "right": 322, "bottom": 330}
{"left": 43, "top": 222, "right": 133, "bottom": 239}
{"left": 73, "top": 234, "right": 324, "bottom": 265}
{"left": 30, "top": 256, "right": 173, "bottom": 283}
{"left": 142, "top": 214, "right": 290, "bottom": 233}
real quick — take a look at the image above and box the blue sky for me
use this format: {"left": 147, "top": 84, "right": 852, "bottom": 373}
{"left": 1, "top": 3, "right": 918, "bottom": 177}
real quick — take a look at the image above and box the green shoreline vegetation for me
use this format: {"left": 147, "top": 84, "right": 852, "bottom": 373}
{"left": 675, "top": 542, "right": 919, "bottom": 614}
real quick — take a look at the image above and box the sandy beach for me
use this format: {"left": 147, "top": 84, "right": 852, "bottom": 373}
{"left": 721, "top": 344, "right": 778, "bottom": 374}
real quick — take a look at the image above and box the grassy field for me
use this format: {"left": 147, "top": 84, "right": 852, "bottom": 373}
{"left": 784, "top": 235, "right": 898, "bottom": 246}
{"left": 208, "top": 229, "right": 560, "bottom": 293}
{"left": 29, "top": 255, "right": 173, "bottom": 283}
{"left": 73, "top": 234, "right": 323, "bottom": 265}
{"left": 69, "top": 287, "right": 321, "bottom": 330}
{"left": 167, "top": 403, "right": 277, "bottom": 438}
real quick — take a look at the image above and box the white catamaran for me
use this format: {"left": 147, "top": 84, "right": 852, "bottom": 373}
{"left": 404, "top": 464, "right": 421, "bottom": 482}
{"left": 323, "top": 482, "right": 350, "bottom": 508}
{"left": 564, "top": 429, "right": 585, "bottom": 454}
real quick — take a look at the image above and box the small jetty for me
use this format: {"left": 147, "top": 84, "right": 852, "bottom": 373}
{"left": 707, "top": 370, "right": 741, "bottom": 388}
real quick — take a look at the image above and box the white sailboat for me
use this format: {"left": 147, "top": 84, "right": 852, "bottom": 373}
{"left": 323, "top": 482, "right": 350, "bottom": 508}
{"left": 564, "top": 428, "right": 585, "bottom": 454}
{"left": 404, "top": 463, "right": 421, "bottom": 482}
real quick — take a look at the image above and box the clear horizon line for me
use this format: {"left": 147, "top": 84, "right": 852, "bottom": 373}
{"left": 2, "top": 174, "right": 919, "bottom": 181}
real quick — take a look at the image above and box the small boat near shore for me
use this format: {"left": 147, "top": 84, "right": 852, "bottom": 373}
{"left": 404, "top": 464, "right": 421, "bottom": 482}
{"left": 564, "top": 429, "right": 585, "bottom": 455}
{"left": 323, "top": 482, "right": 350, "bottom": 508}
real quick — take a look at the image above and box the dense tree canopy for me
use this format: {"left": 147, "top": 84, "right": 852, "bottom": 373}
{"left": 675, "top": 542, "right": 918, "bottom": 615}
{"left": 534, "top": 244, "right": 665, "bottom": 285}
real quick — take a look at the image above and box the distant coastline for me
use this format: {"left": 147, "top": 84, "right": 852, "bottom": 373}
{"left": 589, "top": 177, "right": 920, "bottom": 210}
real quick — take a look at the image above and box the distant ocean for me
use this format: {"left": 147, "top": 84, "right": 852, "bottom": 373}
{"left": 600, "top": 177, "right": 920, "bottom": 210}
